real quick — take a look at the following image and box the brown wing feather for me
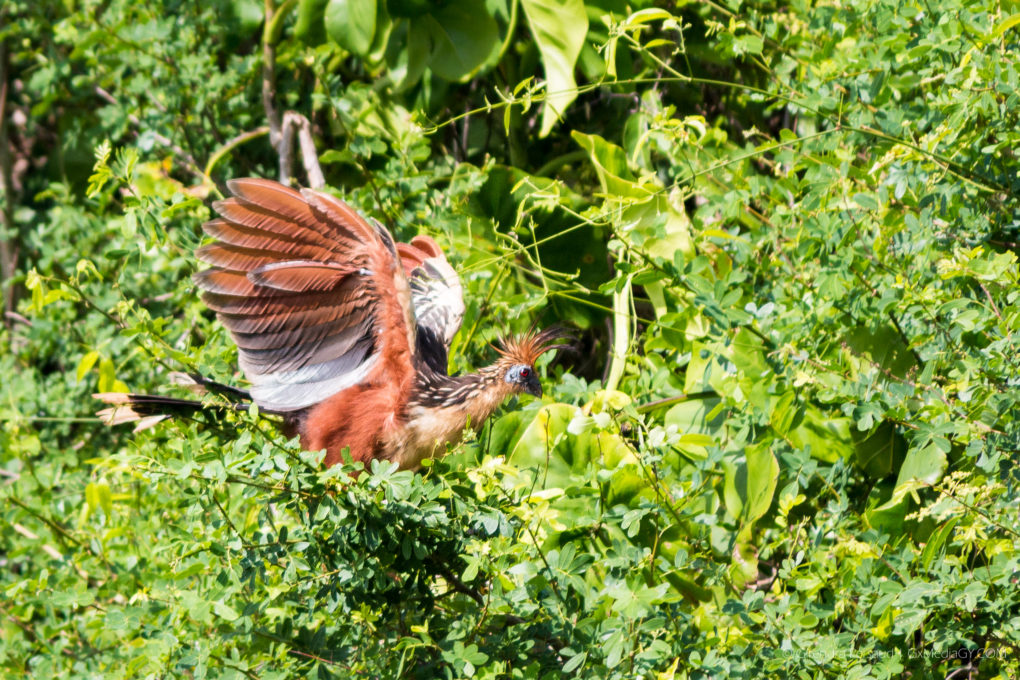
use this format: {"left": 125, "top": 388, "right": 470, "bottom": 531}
{"left": 409, "top": 235, "right": 444, "bottom": 259}
{"left": 396, "top": 243, "right": 426, "bottom": 275}
{"left": 195, "top": 243, "right": 291, "bottom": 273}
{"left": 248, "top": 261, "right": 356, "bottom": 292}
{"left": 203, "top": 219, "right": 337, "bottom": 260}
{"left": 214, "top": 296, "right": 367, "bottom": 335}
{"left": 194, "top": 178, "right": 417, "bottom": 413}
{"left": 227, "top": 178, "right": 365, "bottom": 244}
{"left": 201, "top": 288, "right": 345, "bottom": 316}
{"left": 229, "top": 307, "right": 371, "bottom": 351}
{"left": 213, "top": 200, "right": 355, "bottom": 248}
{"left": 193, "top": 269, "right": 291, "bottom": 297}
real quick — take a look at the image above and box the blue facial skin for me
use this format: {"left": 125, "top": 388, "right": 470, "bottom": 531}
{"left": 505, "top": 363, "right": 542, "bottom": 397}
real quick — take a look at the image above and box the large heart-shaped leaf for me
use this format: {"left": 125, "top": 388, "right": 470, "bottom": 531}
{"left": 325, "top": 0, "right": 377, "bottom": 56}
{"left": 425, "top": 1, "right": 500, "bottom": 81}
{"left": 522, "top": 0, "right": 588, "bottom": 136}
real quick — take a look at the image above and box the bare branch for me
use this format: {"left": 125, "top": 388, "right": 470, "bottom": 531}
{"left": 0, "top": 37, "right": 19, "bottom": 327}
{"left": 260, "top": 1, "right": 322, "bottom": 188}
{"left": 262, "top": 0, "right": 282, "bottom": 152}
{"left": 4, "top": 310, "right": 30, "bottom": 326}
{"left": 278, "top": 109, "right": 293, "bottom": 184}
{"left": 281, "top": 111, "right": 325, "bottom": 188}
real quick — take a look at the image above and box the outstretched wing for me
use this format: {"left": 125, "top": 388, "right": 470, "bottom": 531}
{"left": 396, "top": 235, "right": 465, "bottom": 370}
{"left": 194, "top": 178, "right": 416, "bottom": 412}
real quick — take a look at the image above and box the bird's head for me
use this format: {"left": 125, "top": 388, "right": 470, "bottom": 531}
{"left": 504, "top": 363, "right": 542, "bottom": 397}
{"left": 494, "top": 327, "right": 571, "bottom": 399}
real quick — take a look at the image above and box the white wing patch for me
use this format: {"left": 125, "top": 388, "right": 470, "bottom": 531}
{"left": 410, "top": 257, "right": 465, "bottom": 349}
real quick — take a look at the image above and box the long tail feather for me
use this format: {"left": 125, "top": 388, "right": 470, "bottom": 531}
{"left": 94, "top": 391, "right": 251, "bottom": 432}
{"left": 168, "top": 372, "right": 252, "bottom": 400}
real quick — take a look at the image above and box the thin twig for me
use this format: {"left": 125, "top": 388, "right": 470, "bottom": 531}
{"left": 204, "top": 126, "right": 270, "bottom": 180}
{"left": 211, "top": 493, "right": 253, "bottom": 549}
{"left": 430, "top": 558, "right": 485, "bottom": 607}
{"left": 978, "top": 283, "right": 1001, "bottom": 319}
{"left": 6, "top": 495, "right": 83, "bottom": 548}
{"left": 635, "top": 390, "right": 718, "bottom": 414}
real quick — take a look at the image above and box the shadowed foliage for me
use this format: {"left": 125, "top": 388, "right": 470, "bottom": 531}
{"left": 2, "top": 0, "right": 1019, "bottom": 678}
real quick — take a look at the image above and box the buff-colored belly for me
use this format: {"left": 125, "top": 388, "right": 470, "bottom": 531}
{"left": 386, "top": 406, "right": 469, "bottom": 470}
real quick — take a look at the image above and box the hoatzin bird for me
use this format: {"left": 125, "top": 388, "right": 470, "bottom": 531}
{"left": 96, "top": 178, "right": 567, "bottom": 470}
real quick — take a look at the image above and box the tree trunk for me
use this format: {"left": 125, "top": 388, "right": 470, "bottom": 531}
{"left": 0, "top": 37, "right": 20, "bottom": 329}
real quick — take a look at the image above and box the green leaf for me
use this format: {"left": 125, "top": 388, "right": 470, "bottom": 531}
{"left": 229, "top": 0, "right": 265, "bottom": 35}
{"left": 665, "top": 396, "right": 727, "bottom": 456}
{"left": 425, "top": 1, "right": 500, "bottom": 81}
{"left": 51, "top": 587, "right": 96, "bottom": 609}
{"left": 677, "top": 433, "right": 714, "bottom": 448}
{"left": 386, "top": 19, "right": 431, "bottom": 91}
{"left": 920, "top": 518, "right": 960, "bottom": 570}
{"left": 571, "top": 131, "right": 648, "bottom": 197}
{"left": 990, "top": 13, "right": 1020, "bottom": 40}
{"left": 894, "top": 442, "right": 947, "bottom": 490}
{"left": 787, "top": 406, "right": 854, "bottom": 463}
{"left": 853, "top": 422, "right": 906, "bottom": 479}
{"left": 508, "top": 403, "right": 594, "bottom": 484}
{"left": 295, "top": 0, "right": 330, "bottom": 45}
{"left": 213, "top": 601, "right": 240, "bottom": 621}
{"left": 96, "top": 482, "right": 113, "bottom": 517}
{"left": 97, "top": 357, "right": 117, "bottom": 393}
{"left": 743, "top": 442, "right": 779, "bottom": 523}
{"left": 722, "top": 443, "right": 779, "bottom": 523}
{"left": 325, "top": 0, "right": 377, "bottom": 56}
{"left": 620, "top": 8, "right": 674, "bottom": 28}
{"left": 521, "top": 0, "right": 588, "bottom": 137}
{"left": 852, "top": 192, "right": 879, "bottom": 210}
{"left": 733, "top": 34, "right": 763, "bottom": 55}
{"left": 77, "top": 350, "right": 100, "bottom": 383}
{"left": 729, "top": 526, "right": 759, "bottom": 587}
{"left": 563, "top": 650, "right": 587, "bottom": 673}
{"left": 768, "top": 391, "right": 796, "bottom": 436}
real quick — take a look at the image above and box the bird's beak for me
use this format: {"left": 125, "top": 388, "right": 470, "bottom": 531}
{"left": 524, "top": 376, "right": 542, "bottom": 398}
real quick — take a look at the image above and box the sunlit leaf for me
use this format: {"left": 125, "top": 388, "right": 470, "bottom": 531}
{"left": 522, "top": 0, "right": 588, "bottom": 136}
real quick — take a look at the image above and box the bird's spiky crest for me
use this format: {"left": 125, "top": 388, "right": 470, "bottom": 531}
{"left": 495, "top": 326, "right": 571, "bottom": 366}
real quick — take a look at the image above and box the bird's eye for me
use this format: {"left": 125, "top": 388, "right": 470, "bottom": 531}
{"left": 520, "top": 368, "right": 530, "bottom": 378}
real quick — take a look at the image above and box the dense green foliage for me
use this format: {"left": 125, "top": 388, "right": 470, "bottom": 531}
{"left": 3, "top": 0, "right": 1020, "bottom": 677}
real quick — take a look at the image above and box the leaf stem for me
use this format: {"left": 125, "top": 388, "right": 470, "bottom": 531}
{"left": 605, "top": 273, "right": 632, "bottom": 393}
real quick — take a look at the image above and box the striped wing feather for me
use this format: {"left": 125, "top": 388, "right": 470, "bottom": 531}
{"left": 194, "top": 178, "right": 416, "bottom": 412}
{"left": 397, "top": 235, "right": 465, "bottom": 352}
